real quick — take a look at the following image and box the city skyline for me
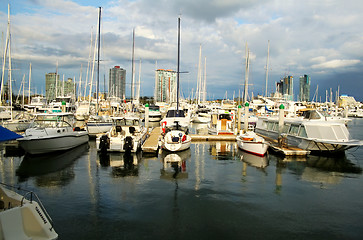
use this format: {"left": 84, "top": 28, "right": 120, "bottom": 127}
{"left": 0, "top": 0, "right": 362, "bottom": 101}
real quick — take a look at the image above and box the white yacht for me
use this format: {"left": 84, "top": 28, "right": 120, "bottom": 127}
{"left": 207, "top": 110, "right": 235, "bottom": 135}
{"left": 17, "top": 112, "right": 89, "bottom": 155}
{"left": 255, "top": 113, "right": 363, "bottom": 154}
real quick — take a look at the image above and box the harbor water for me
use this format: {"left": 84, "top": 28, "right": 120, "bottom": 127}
{"left": 1, "top": 119, "right": 363, "bottom": 239}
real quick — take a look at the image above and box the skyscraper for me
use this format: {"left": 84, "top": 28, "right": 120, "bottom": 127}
{"left": 154, "top": 69, "right": 177, "bottom": 103}
{"left": 299, "top": 74, "right": 310, "bottom": 102}
{"left": 109, "top": 66, "right": 126, "bottom": 99}
{"left": 45, "top": 73, "right": 75, "bottom": 102}
{"left": 276, "top": 75, "right": 293, "bottom": 100}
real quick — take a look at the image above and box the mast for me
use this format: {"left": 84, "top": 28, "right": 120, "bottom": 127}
{"left": 0, "top": 4, "right": 10, "bottom": 106}
{"left": 28, "top": 62, "right": 31, "bottom": 104}
{"left": 131, "top": 28, "right": 135, "bottom": 100}
{"left": 196, "top": 44, "right": 202, "bottom": 104}
{"left": 203, "top": 56, "right": 207, "bottom": 103}
{"left": 96, "top": 6, "right": 101, "bottom": 114}
{"left": 243, "top": 42, "right": 249, "bottom": 103}
{"left": 265, "top": 40, "right": 270, "bottom": 97}
{"left": 177, "top": 16, "right": 181, "bottom": 111}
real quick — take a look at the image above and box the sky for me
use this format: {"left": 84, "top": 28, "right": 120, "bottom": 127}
{"left": 0, "top": 0, "right": 362, "bottom": 101}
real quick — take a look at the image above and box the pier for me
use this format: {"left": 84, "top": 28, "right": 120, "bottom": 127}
{"left": 142, "top": 127, "right": 161, "bottom": 154}
{"left": 258, "top": 134, "right": 310, "bottom": 156}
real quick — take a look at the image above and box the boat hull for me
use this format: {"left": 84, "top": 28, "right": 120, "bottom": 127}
{"left": 18, "top": 132, "right": 89, "bottom": 155}
{"left": 236, "top": 136, "right": 269, "bottom": 156}
{"left": 161, "top": 130, "right": 191, "bottom": 152}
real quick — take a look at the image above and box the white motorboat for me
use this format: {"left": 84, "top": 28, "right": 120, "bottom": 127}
{"left": 255, "top": 115, "right": 363, "bottom": 154}
{"left": 0, "top": 183, "right": 58, "bottom": 240}
{"left": 86, "top": 115, "right": 113, "bottom": 137}
{"left": 160, "top": 128, "right": 192, "bottom": 152}
{"left": 0, "top": 112, "right": 33, "bottom": 132}
{"left": 96, "top": 116, "right": 148, "bottom": 153}
{"left": 207, "top": 110, "right": 235, "bottom": 135}
{"left": 148, "top": 104, "right": 162, "bottom": 122}
{"left": 236, "top": 131, "right": 269, "bottom": 156}
{"left": 17, "top": 112, "right": 89, "bottom": 155}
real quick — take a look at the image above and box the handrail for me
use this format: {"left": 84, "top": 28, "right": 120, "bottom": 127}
{"left": 0, "top": 182, "right": 55, "bottom": 231}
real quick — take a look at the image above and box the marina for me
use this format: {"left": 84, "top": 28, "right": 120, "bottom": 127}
{"left": 1, "top": 119, "right": 363, "bottom": 239}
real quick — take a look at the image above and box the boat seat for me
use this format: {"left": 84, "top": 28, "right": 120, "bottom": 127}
{"left": 0, "top": 207, "right": 32, "bottom": 240}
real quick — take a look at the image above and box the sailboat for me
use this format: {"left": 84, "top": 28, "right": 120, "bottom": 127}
{"left": 236, "top": 43, "right": 268, "bottom": 156}
{"left": 160, "top": 17, "right": 191, "bottom": 152}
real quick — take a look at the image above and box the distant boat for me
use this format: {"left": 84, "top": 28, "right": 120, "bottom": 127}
{"left": 0, "top": 183, "right": 58, "bottom": 240}
{"left": 17, "top": 112, "right": 89, "bottom": 155}
{"left": 207, "top": 110, "right": 235, "bottom": 135}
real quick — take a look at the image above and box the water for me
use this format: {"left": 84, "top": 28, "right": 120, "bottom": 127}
{"left": 1, "top": 119, "right": 363, "bottom": 240}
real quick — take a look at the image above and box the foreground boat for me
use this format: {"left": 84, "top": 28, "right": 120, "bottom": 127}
{"left": 160, "top": 127, "right": 192, "bottom": 152}
{"left": 17, "top": 113, "right": 89, "bottom": 155}
{"left": 0, "top": 183, "right": 58, "bottom": 240}
{"left": 236, "top": 131, "right": 269, "bottom": 156}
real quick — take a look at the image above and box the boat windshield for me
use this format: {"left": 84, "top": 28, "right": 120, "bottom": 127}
{"left": 218, "top": 114, "right": 232, "bottom": 120}
{"left": 32, "top": 115, "right": 72, "bottom": 128}
{"left": 114, "top": 118, "right": 139, "bottom": 126}
{"left": 166, "top": 110, "right": 185, "bottom": 118}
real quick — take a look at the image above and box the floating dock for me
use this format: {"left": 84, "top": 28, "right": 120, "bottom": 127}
{"left": 258, "top": 134, "right": 310, "bottom": 156}
{"left": 142, "top": 127, "right": 161, "bottom": 154}
{"left": 190, "top": 134, "right": 236, "bottom": 141}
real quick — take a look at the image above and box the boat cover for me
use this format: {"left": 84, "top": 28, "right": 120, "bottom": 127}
{"left": 0, "top": 125, "right": 23, "bottom": 142}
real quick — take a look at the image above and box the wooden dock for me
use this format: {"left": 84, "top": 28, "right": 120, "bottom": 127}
{"left": 142, "top": 127, "right": 161, "bottom": 154}
{"left": 258, "top": 134, "right": 310, "bottom": 156}
{"left": 190, "top": 134, "right": 236, "bottom": 141}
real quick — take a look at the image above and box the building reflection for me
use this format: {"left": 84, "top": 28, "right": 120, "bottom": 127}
{"left": 98, "top": 151, "right": 141, "bottom": 177}
{"left": 16, "top": 143, "right": 89, "bottom": 187}
{"left": 160, "top": 150, "right": 191, "bottom": 180}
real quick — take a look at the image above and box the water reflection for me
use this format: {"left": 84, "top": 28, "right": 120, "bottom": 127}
{"left": 209, "top": 141, "right": 236, "bottom": 160}
{"left": 279, "top": 154, "right": 362, "bottom": 187}
{"left": 98, "top": 151, "right": 141, "bottom": 177}
{"left": 160, "top": 150, "right": 191, "bottom": 180}
{"left": 16, "top": 143, "right": 89, "bottom": 186}
{"left": 238, "top": 150, "right": 269, "bottom": 169}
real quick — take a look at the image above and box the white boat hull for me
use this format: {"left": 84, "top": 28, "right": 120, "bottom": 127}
{"left": 236, "top": 133, "right": 269, "bottom": 156}
{"left": 18, "top": 131, "right": 89, "bottom": 154}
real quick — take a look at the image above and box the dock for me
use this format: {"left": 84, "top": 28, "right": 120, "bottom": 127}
{"left": 258, "top": 134, "right": 310, "bottom": 156}
{"left": 190, "top": 134, "right": 236, "bottom": 141}
{"left": 142, "top": 127, "right": 161, "bottom": 154}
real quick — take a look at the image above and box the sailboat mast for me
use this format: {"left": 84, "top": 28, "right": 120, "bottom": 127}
{"left": 265, "top": 40, "right": 270, "bottom": 97}
{"left": 96, "top": 6, "right": 101, "bottom": 113}
{"left": 28, "top": 62, "right": 31, "bottom": 104}
{"left": 0, "top": 4, "right": 10, "bottom": 106}
{"left": 131, "top": 28, "right": 135, "bottom": 100}
{"left": 243, "top": 42, "right": 249, "bottom": 103}
{"left": 177, "top": 16, "right": 180, "bottom": 111}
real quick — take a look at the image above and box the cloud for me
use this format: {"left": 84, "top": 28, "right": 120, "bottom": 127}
{"left": 312, "top": 59, "right": 360, "bottom": 69}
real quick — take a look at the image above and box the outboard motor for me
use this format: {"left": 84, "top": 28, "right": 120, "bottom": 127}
{"left": 99, "top": 134, "right": 110, "bottom": 153}
{"left": 124, "top": 136, "right": 134, "bottom": 153}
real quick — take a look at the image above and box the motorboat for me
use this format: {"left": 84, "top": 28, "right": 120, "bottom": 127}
{"left": 17, "top": 112, "right": 89, "bottom": 155}
{"left": 1, "top": 112, "right": 32, "bottom": 132}
{"left": 148, "top": 104, "right": 162, "bottom": 122}
{"left": 160, "top": 126, "right": 192, "bottom": 152}
{"left": 236, "top": 130, "right": 269, "bottom": 156}
{"left": 0, "top": 183, "right": 58, "bottom": 240}
{"left": 207, "top": 110, "right": 235, "bottom": 135}
{"left": 86, "top": 114, "right": 113, "bottom": 137}
{"left": 96, "top": 116, "right": 148, "bottom": 153}
{"left": 255, "top": 114, "right": 363, "bottom": 154}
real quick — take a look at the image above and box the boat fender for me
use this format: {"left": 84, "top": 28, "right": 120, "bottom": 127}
{"left": 161, "top": 121, "right": 167, "bottom": 133}
{"left": 182, "top": 134, "right": 186, "bottom": 142}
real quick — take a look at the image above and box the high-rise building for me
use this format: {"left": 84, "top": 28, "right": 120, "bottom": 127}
{"left": 154, "top": 69, "right": 177, "bottom": 103}
{"left": 45, "top": 73, "right": 75, "bottom": 102}
{"left": 109, "top": 66, "right": 126, "bottom": 99}
{"left": 276, "top": 75, "right": 293, "bottom": 100}
{"left": 299, "top": 74, "right": 310, "bottom": 102}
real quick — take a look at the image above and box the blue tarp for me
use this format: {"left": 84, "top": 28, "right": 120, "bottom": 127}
{"left": 0, "top": 125, "right": 23, "bottom": 142}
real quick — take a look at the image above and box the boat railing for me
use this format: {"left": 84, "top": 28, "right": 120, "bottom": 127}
{"left": 0, "top": 183, "right": 55, "bottom": 231}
